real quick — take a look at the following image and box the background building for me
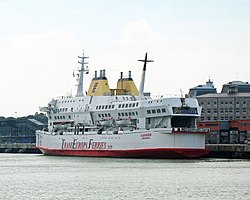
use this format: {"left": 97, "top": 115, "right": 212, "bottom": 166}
{"left": 189, "top": 80, "right": 250, "bottom": 144}
{"left": 0, "top": 114, "right": 47, "bottom": 143}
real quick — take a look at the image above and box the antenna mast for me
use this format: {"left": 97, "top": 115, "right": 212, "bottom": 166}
{"left": 76, "top": 50, "right": 89, "bottom": 97}
{"left": 138, "top": 52, "right": 154, "bottom": 99}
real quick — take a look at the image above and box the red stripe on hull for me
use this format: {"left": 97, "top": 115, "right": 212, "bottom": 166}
{"left": 38, "top": 147, "right": 209, "bottom": 158}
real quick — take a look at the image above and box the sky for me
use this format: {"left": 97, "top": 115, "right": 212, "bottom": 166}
{"left": 0, "top": 0, "right": 250, "bottom": 117}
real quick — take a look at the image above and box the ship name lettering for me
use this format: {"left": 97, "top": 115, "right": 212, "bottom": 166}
{"left": 88, "top": 139, "right": 107, "bottom": 150}
{"left": 141, "top": 133, "right": 151, "bottom": 140}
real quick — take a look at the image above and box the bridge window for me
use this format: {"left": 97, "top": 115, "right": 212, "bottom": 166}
{"left": 147, "top": 110, "right": 151, "bottom": 114}
{"left": 162, "top": 108, "right": 166, "bottom": 113}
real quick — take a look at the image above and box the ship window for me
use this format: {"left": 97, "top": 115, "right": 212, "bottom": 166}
{"left": 96, "top": 106, "right": 98, "bottom": 109}
{"left": 105, "top": 114, "right": 108, "bottom": 117}
{"left": 162, "top": 108, "right": 166, "bottom": 113}
{"left": 118, "top": 113, "right": 121, "bottom": 116}
{"left": 118, "top": 104, "right": 121, "bottom": 108}
{"left": 122, "top": 113, "right": 125, "bottom": 116}
{"left": 125, "top": 104, "right": 128, "bottom": 108}
{"left": 152, "top": 110, "right": 156, "bottom": 114}
{"left": 147, "top": 110, "right": 151, "bottom": 114}
{"left": 157, "top": 109, "right": 161, "bottom": 113}
{"left": 132, "top": 103, "right": 135, "bottom": 107}
{"left": 68, "top": 115, "right": 71, "bottom": 119}
{"left": 136, "top": 111, "right": 138, "bottom": 115}
{"left": 98, "top": 114, "right": 101, "bottom": 118}
{"left": 109, "top": 105, "right": 111, "bottom": 109}
{"left": 132, "top": 112, "right": 135, "bottom": 116}
{"left": 102, "top": 114, "right": 104, "bottom": 117}
{"left": 102, "top": 105, "right": 105, "bottom": 109}
{"left": 122, "top": 104, "right": 125, "bottom": 108}
{"left": 105, "top": 105, "right": 108, "bottom": 109}
{"left": 125, "top": 113, "right": 128, "bottom": 116}
{"left": 136, "top": 103, "right": 139, "bottom": 107}
{"left": 112, "top": 105, "right": 115, "bottom": 109}
{"left": 65, "top": 108, "right": 68, "bottom": 111}
{"left": 49, "top": 116, "right": 51, "bottom": 119}
{"left": 129, "top": 112, "right": 131, "bottom": 116}
{"left": 108, "top": 113, "right": 111, "bottom": 117}
{"left": 129, "top": 104, "right": 132, "bottom": 107}
{"left": 99, "top": 105, "right": 101, "bottom": 109}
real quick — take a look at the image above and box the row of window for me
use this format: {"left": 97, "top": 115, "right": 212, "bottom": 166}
{"left": 96, "top": 105, "right": 115, "bottom": 110}
{"left": 118, "top": 111, "right": 138, "bottom": 117}
{"left": 118, "top": 102, "right": 139, "bottom": 109}
{"left": 59, "top": 99, "right": 84, "bottom": 103}
{"left": 95, "top": 102, "right": 140, "bottom": 110}
{"left": 147, "top": 100, "right": 163, "bottom": 103}
{"left": 203, "top": 108, "right": 250, "bottom": 113}
{"left": 147, "top": 108, "right": 166, "bottom": 114}
{"left": 200, "top": 101, "right": 249, "bottom": 105}
{"left": 201, "top": 116, "right": 249, "bottom": 121}
{"left": 52, "top": 115, "right": 69, "bottom": 120}
{"left": 98, "top": 111, "right": 139, "bottom": 118}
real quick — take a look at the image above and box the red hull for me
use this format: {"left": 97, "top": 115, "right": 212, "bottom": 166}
{"left": 37, "top": 147, "right": 209, "bottom": 158}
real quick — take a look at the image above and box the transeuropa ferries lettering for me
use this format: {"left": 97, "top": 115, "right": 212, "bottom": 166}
{"left": 62, "top": 139, "right": 111, "bottom": 150}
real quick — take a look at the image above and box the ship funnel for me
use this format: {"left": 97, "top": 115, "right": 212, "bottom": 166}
{"left": 128, "top": 71, "right": 131, "bottom": 79}
{"left": 138, "top": 53, "right": 154, "bottom": 99}
{"left": 103, "top": 69, "right": 106, "bottom": 77}
{"left": 100, "top": 70, "right": 103, "bottom": 78}
{"left": 116, "top": 70, "right": 138, "bottom": 96}
{"left": 94, "top": 70, "right": 97, "bottom": 78}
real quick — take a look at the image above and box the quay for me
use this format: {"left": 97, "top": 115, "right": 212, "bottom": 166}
{"left": 206, "top": 144, "right": 250, "bottom": 159}
{"left": 0, "top": 143, "right": 41, "bottom": 153}
{"left": 0, "top": 142, "right": 250, "bottom": 159}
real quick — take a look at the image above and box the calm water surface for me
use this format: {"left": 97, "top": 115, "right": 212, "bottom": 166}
{"left": 0, "top": 154, "right": 249, "bottom": 200}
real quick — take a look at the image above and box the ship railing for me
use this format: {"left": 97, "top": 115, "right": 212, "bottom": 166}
{"left": 172, "top": 127, "right": 210, "bottom": 133}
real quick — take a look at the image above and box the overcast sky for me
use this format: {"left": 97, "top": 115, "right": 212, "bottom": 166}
{"left": 0, "top": 0, "right": 250, "bottom": 117}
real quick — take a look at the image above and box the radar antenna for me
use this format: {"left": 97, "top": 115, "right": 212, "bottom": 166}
{"left": 76, "top": 50, "right": 89, "bottom": 97}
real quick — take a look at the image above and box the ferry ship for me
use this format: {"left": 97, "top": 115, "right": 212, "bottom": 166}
{"left": 36, "top": 51, "right": 209, "bottom": 158}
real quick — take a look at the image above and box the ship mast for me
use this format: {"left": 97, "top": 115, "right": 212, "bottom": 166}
{"left": 138, "top": 52, "right": 154, "bottom": 99}
{"left": 76, "top": 50, "right": 89, "bottom": 97}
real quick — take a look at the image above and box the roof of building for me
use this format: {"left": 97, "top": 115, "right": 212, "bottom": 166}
{"left": 197, "top": 92, "right": 250, "bottom": 98}
{"left": 28, "top": 118, "right": 44, "bottom": 126}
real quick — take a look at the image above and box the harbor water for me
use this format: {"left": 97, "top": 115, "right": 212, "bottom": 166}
{"left": 0, "top": 154, "right": 249, "bottom": 200}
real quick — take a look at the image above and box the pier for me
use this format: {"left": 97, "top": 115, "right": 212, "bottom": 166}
{"left": 0, "top": 143, "right": 41, "bottom": 153}
{"left": 0, "top": 142, "right": 250, "bottom": 158}
{"left": 206, "top": 144, "right": 250, "bottom": 159}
